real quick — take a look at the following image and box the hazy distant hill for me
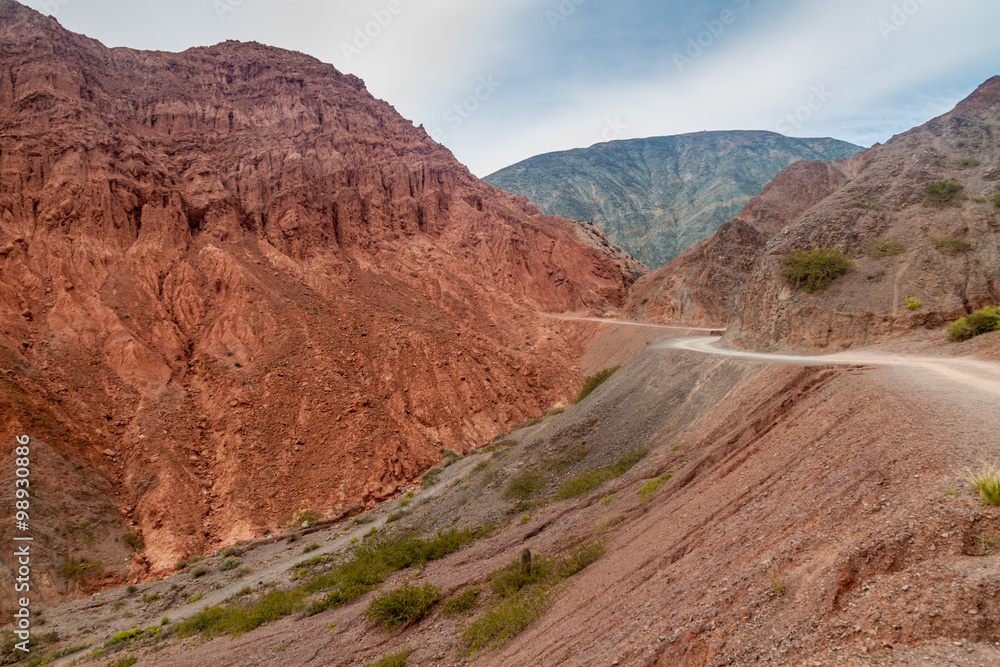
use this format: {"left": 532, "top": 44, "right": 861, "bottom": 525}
{"left": 485, "top": 131, "right": 863, "bottom": 268}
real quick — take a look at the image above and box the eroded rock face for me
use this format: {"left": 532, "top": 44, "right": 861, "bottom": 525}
{"left": 0, "top": 0, "right": 635, "bottom": 611}
{"left": 632, "top": 77, "right": 1000, "bottom": 350}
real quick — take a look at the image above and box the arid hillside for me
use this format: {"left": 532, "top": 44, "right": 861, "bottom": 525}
{"left": 0, "top": 0, "right": 640, "bottom": 615}
{"left": 25, "top": 322, "right": 1000, "bottom": 667}
{"left": 631, "top": 77, "right": 1000, "bottom": 351}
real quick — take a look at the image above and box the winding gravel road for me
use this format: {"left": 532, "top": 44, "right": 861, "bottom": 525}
{"left": 659, "top": 335, "right": 1000, "bottom": 397}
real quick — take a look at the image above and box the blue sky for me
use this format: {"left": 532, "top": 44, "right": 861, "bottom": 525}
{"left": 21, "top": 0, "right": 1000, "bottom": 176}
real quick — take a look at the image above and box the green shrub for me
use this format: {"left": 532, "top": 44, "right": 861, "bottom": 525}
{"left": 122, "top": 532, "right": 144, "bottom": 551}
{"left": 421, "top": 465, "right": 444, "bottom": 487}
{"left": 992, "top": 185, "right": 1000, "bottom": 208}
{"left": 855, "top": 195, "right": 883, "bottom": 210}
{"left": 385, "top": 511, "right": 403, "bottom": 524}
{"left": 107, "top": 658, "right": 138, "bottom": 667}
{"left": 904, "top": 296, "right": 922, "bottom": 310}
{"left": 503, "top": 470, "right": 546, "bottom": 500}
{"left": 364, "top": 648, "right": 415, "bottom": 667}
{"left": 923, "top": 179, "right": 964, "bottom": 207}
{"left": 968, "top": 464, "right": 1000, "bottom": 506}
{"left": 441, "top": 587, "right": 481, "bottom": 616}
{"left": 440, "top": 448, "right": 462, "bottom": 467}
{"left": 461, "top": 587, "right": 550, "bottom": 653}
{"left": 364, "top": 582, "right": 440, "bottom": 630}
{"left": 780, "top": 248, "right": 852, "bottom": 293}
{"left": 220, "top": 557, "right": 242, "bottom": 571}
{"left": 574, "top": 366, "right": 621, "bottom": 404}
{"left": 863, "top": 238, "right": 906, "bottom": 259}
{"left": 639, "top": 473, "right": 673, "bottom": 501}
{"left": 175, "top": 588, "right": 306, "bottom": 638}
{"left": 303, "top": 526, "right": 489, "bottom": 617}
{"left": 141, "top": 591, "right": 159, "bottom": 604}
{"left": 555, "top": 449, "right": 648, "bottom": 500}
{"left": 104, "top": 627, "right": 144, "bottom": 648}
{"left": 465, "top": 543, "right": 604, "bottom": 653}
{"left": 189, "top": 563, "right": 210, "bottom": 578}
{"left": 949, "top": 306, "right": 1000, "bottom": 341}
{"left": 954, "top": 157, "right": 980, "bottom": 168}
{"left": 59, "top": 557, "right": 102, "bottom": 585}
{"left": 301, "top": 543, "right": 320, "bottom": 555}
{"left": 557, "top": 469, "right": 608, "bottom": 499}
{"left": 929, "top": 236, "right": 974, "bottom": 255}
{"left": 640, "top": 297, "right": 649, "bottom": 305}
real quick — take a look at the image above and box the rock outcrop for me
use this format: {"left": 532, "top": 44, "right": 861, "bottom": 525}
{"left": 0, "top": 0, "right": 636, "bottom": 613}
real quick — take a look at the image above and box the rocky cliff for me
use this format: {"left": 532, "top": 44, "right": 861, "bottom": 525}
{"left": 0, "top": 0, "right": 637, "bottom": 614}
{"left": 633, "top": 78, "right": 1000, "bottom": 350}
{"left": 485, "top": 131, "right": 862, "bottom": 269}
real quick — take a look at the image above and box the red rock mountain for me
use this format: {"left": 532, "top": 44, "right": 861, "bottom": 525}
{"left": 0, "top": 0, "right": 639, "bottom": 611}
{"left": 632, "top": 76, "right": 1000, "bottom": 350}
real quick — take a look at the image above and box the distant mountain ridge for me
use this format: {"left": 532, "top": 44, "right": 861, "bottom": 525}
{"left": 485, "top": 131, "right": 864, "bottom": 268}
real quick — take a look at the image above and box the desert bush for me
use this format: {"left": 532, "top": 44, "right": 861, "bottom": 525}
{"left": 503, "top": 470, "right": 546, "bottom": 500}
{"left": 141, "top": 591, "right": 159, "bottom": 604}
{"left": 122, "top": 532, "right": 144, "bottom": 551}
{"left": 220, "top": 557, "right": 242, "bottom": 572}
{"left": 863, "top": 238, "right": 905, "bottom": 259}
{"left": 421, "top": 465, "right": 444, "bottom": 487}
{"left": 189, "top": 564, "right": 210, "bottom": 579}
{"left": 301, "top": 543, "right": 320, "bottom": 554}
{"left": 107, "top": 657, "right": 138, "bottom": 667}
{"left": 364, "top": 648, "right": 415, "bottom": 667}
{"left": 923, "top": 179, "right": 965, "bottom": 207}
{"left": 175, "top": 587, "right": 306, "bottom": 638}
{"left": 59, "top": 557, "right": 102, "bottom": 585}
{"left": 781, "top": 248, "right": 852, "bottom": 293}
{"left": 303, "top": 526, "right": 489, "bottom": 617}
{"left": 904, "top": 296, "right": 922, "bottom": 310}
{"left": 639, "top": 473, "right": 673, "bottom": 501}
{"left": 992, "top": 184, "right": 1000, "bottom": 208}
{"left": 441, "top": 586, "right": 481, "bottom": 616}
{"left": 555, "top": 449, "right": 648, "bottom": 500}
{"left": 364, "top": 582, "right": 440, "bottom": 630}
{"left": 440, "top": 448, "right": 462, "bottom": 467}
{"left": 954, "top": 156, "right": 980, "bottom": 168}
{"left": 948, "top": 306, "right": 1000, "bottom": 342}
{"left": 461, "top": 588, "right": 550, "bottom": 653}
{"left": 929, "top": 236, "right": 973, "bottom": 255}
{"left": 855, "top": 195, "right": 884, "bottom": 210}
{"left": 968, "top": 463, "right": 1000, "bottom": 505}
{"left": 574, "top": 366, "right": 621, "bottom": 404}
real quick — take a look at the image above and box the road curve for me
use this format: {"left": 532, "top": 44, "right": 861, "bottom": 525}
{"left": 658, "top": 336, "right": 1000, "bottom": 398}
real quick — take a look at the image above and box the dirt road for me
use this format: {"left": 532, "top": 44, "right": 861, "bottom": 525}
{"left": 659, "top": 335, "right": 1000, "bottom": 397}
